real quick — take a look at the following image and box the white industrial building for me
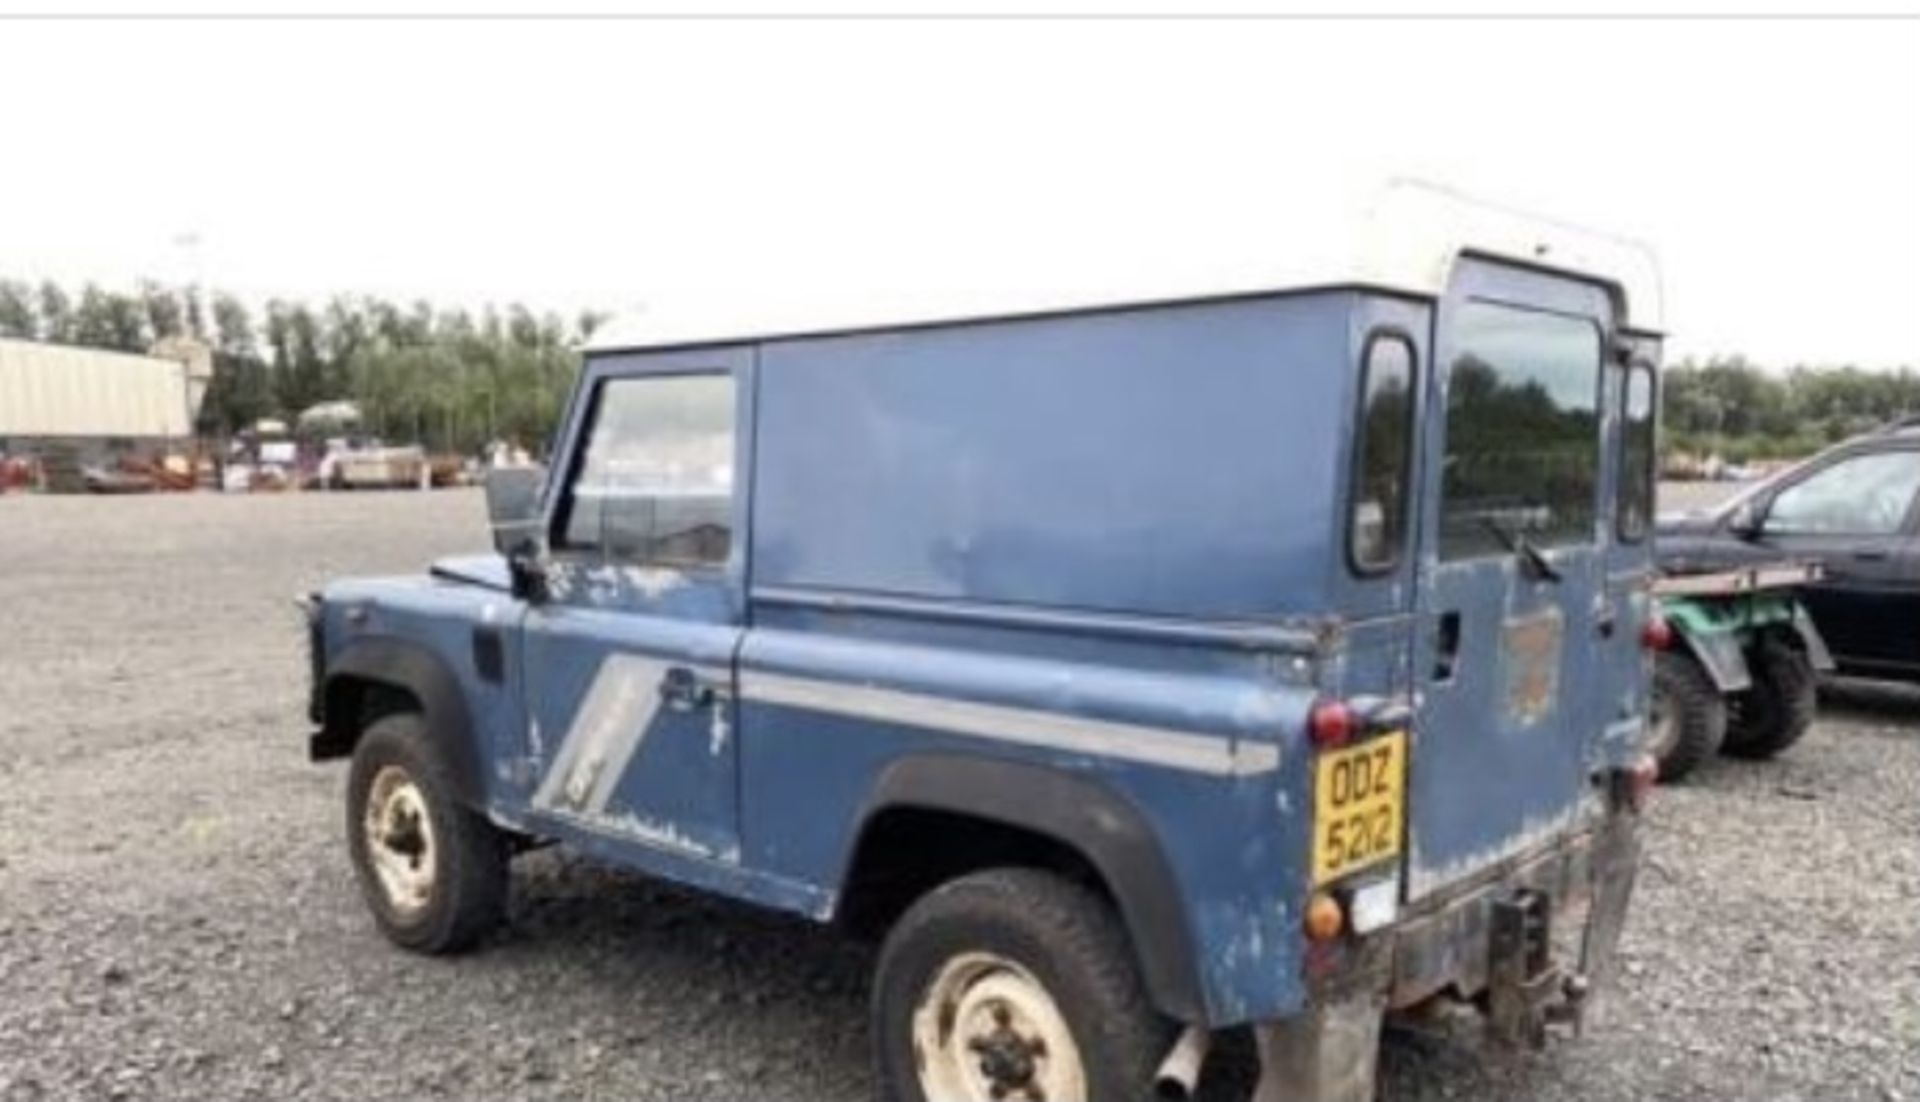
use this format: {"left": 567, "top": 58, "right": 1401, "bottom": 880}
{"left": 0, "top": 337, "right": 211, "bottom": 445}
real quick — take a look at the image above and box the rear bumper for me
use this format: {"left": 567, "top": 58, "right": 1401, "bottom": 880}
{"left": 1251, "top": 828, "right": 1619, "bottom": 1102}
{"left": 1386, "top": 828, "right": 1598, "bottom": 1010}
{"left": 1252, "top": 792, "right": 1643, "bottom": 1100}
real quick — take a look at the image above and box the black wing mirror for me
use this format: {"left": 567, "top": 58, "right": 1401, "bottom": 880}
{"left": 485, "top": 466, "right": 550, "bottom": 600}
{"left": 485, "top": 465, "right": 546, "bottom": 552}
{"left": 1725, "top": 498, "right": 1766, "bottom": 540}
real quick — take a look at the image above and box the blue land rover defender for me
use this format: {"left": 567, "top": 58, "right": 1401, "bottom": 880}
{"left": 305, "top": 189, "right": 1664, "bottom": 1101}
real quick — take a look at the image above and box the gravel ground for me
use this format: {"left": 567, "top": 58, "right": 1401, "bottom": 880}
{"left": 1, "top": 490, "right": 1915, "bottom": 1101}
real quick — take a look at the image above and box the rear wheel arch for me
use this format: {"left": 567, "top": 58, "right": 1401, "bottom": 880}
{"left": 837, "top": 754, "right": 1207, "bottom": 1024}
{"left": 315, "top": 637, "right": 487, "bottom": 808}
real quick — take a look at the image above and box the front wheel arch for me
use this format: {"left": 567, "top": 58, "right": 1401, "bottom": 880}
{"left": 316, "top": 637, "right": 487, "bottom": 809}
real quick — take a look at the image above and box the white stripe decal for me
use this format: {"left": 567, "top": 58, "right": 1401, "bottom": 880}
{"left": 533, "top": 654, "right": 670, "bottom": 815}
{"left": 740, "top": 671, "right": 1280, "bottom": 777}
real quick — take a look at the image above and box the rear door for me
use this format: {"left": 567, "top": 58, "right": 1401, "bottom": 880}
{"left": 1407, "top": 258, "right": 1617, "bottom": 901}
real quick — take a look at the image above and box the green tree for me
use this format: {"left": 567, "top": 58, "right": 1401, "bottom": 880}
{"left": 141, "top": 281, "right": 186, "bottom": 341}
{"left": 71, "top": 285, "right": 150, "bottom": 352}
{"left": 9, "top": 273, "right": 592, "bottom": 453}
{"left": 37, "top": 281, "right": 73, "bottom": 343}
{"left": 0, "top": 280, "right": 35, "bottom": 338}
{"left": 198, "top": 294, "right": 278, "bottom": 436}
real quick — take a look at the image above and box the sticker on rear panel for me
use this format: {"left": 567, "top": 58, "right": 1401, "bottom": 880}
{"left": 1502, "top": 608, "right": 1564, "bottom": 726}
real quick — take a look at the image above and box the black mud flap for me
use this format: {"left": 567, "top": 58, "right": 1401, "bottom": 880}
{"left": 1791, "top": 606, "right": 1837, "bottom": 672}
{"left": 1251, "top": 988, "right": 1387, "bottom": 1102}
{"left": 1575, "top": 796, "right": 1644, "bottom": 1030}
{"left": 1677, "top": 627, "right": 1753, "bottom": 693}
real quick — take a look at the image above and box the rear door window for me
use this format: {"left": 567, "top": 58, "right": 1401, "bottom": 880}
{"left": 1439, "top": 302, "right": 1603, "bottom": 560}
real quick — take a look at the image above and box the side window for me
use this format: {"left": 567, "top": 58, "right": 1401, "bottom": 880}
{"left": 1762, "top": 451, "right": 1920, "bottom": 536}
{"left": 1349, "top": 332, "right": 1417, "bottom": 573}
{"left": 558, "top": 373, "right": 736, "bottom": 568}
{"left": 1616, "top": 363, "right": 1656, "bottom": 543}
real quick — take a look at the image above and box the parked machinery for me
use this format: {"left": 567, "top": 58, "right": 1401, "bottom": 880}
{"left": 1647, "top": 563, "right": 1830, "bottom": 782}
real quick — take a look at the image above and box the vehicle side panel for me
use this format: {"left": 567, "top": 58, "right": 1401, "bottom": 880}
{"left": 750, "top": 293, "right": 1356, "bottom": 619}
{"left": 730, "top": 294, "right": 1383, "bottom": 1025}
{"left": 736, "top": 618, "right": 1316, "bottom": 1026}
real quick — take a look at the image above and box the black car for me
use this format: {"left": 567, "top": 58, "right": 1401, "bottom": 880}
{"left": 1659, "top": 419, "right": 1920, "bottom": 683}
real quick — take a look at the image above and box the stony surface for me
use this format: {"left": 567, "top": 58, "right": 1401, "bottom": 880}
{"left": 0, "top": 490, "right": 1915, "bottom": 1101}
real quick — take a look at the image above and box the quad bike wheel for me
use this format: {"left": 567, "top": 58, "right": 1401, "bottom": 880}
{"left": 1723, "top": 638, "right": 1817, "bottom": 760}
{"left": 1649, "top": 649, "right": 1727, "bottom": 783}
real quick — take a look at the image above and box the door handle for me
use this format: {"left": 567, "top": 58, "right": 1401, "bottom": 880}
{"left": 1853, "top": 550, "right": 1890, "bottom": 563}
{"left": 1594, "top": 604, "right": 1617, "bottom": 639}
{"left": 658, "top": 666, "right": 720, "bottom": 712}
{"left": 1432, "top": 611, "right": 1462, "bottom": 682}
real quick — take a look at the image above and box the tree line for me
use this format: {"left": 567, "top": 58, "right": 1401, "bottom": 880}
{"left": 1663, "top": 356, "right": 1920, "bottom": 463}
{"left": 0, "top": 278, "right": 597, "bottom": 456}
{"left": 3, "top": 277, "right": 1915, "bottom": 464}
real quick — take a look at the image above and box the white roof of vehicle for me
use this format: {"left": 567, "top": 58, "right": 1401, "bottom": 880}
{"left": 587, "top": 180, "right": 1663, "bottom": 354}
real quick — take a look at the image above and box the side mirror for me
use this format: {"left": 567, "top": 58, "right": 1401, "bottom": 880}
{"left": 1726, "top": 498, "right": 1765, "bottom": 540}
{"left": 485, "top": 465, "right": 546, "bottom": 555}
{"left": 485, "top": 466, "right": 550, "bottom": 601}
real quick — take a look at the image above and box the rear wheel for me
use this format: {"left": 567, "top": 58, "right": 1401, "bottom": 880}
{"left": 1649, "top": 650, "right": 1726, "bottom": 783}
{"left": 872, "top": 868, "right": 1171, "bottom": 1102}
{"left": 1722, "top": 639, "right": 1817, "bottom": 760}
{"left": 346, "top": 713, "right": 507, "bottom": 953}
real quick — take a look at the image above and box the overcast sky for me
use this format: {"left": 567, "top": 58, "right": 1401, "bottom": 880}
{"left": 1, "top": 16, "right": 1914, "bottom": 366}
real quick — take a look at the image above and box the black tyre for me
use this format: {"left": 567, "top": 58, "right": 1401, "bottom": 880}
{"left": 1723, "top": 639, "right": 1817, "bottom": 760}
{"left": 1649, "top": 650, "right": 1727, "bottom": 783}
{"left": 346, "top": 713, "right": 507, "bottom": 953}
{"left": 873, "top": 868, "right": 1172, "bottom": 1102}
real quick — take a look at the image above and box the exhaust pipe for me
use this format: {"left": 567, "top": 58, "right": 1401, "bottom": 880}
{"left": 1153, "top": 1025, "right": 1211, "bottom": 1100}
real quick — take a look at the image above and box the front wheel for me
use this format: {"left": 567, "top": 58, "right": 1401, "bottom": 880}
{"left": 346, "top": 713, "right": 507, "bottom": 953}
{"left": 872, "top": 868, "right": 1172, "bottom": 1102}
{"left": 1722, "top": 640, "right": 1817, "bottom": 760}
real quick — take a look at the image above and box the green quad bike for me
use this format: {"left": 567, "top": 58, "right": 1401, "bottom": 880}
{"left": 1648, "top": 563, "right": 1834, "bottom": 783}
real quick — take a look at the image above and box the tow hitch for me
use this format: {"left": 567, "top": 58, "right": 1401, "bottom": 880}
{"left": 1486, "top": 889, "right": 1586, "bottom": 1047}
{"left": 1488, "top": 762, "right": 1648, "bottom": 1049}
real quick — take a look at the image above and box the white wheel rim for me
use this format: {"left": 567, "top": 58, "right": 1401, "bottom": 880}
{"left": 1647, "top": 696, "right": 1678, "bottom": 761}
{"left": 912, "top": 952, "right": 1087, "bottom": 1102}
{"left": 363, "top": 765, "right": 437, "bottom": 917}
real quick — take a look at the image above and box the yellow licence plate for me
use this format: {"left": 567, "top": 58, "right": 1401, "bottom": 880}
{"left": 1311, "top": 732, "right": 1407, "bottom": 886}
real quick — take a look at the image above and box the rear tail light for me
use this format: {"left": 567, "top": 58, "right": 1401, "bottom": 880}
{"left": 1641, "top": 612, "right": 1673, "bottom": 651}
{"left": 1307, "top": 699, "right": 1355, "bottom": 749}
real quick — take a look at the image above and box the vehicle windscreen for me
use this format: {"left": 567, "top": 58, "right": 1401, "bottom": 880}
{"left": 1439, "top": 301, "right": 1603, "bottom": 560}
